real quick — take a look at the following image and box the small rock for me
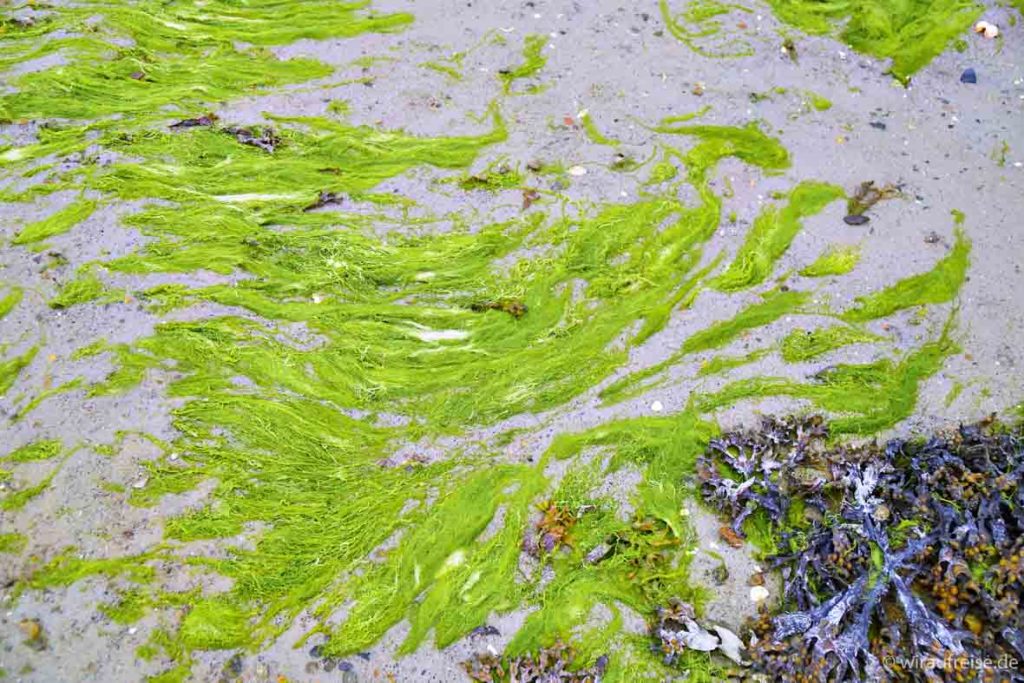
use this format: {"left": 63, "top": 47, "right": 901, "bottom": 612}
{"left": 843, "top": 214, "right": 869, "bottom": 226}
{"left": 585, "top": 542, "right": 612, "bottom": 565}
{"left": 869, "top": 121, "right": 886, "bottom": 130}
{"left": 470, "top": 625, "right": 501, "bottom": 637}
{"left": 960, "top": 68, "right": 977, "bottom": 84}
{"left": 748, "top": 572, "right": 765, "bottom": 587}
{"left": 719, "top": 525, "right": 745, "bottom": 548}
{"left": 691, "top": 82, "right": 705, "bottom": 96}
{"left": 309, "top": 645, "right": 324, "bottom": 659}
{"left": 567, "top": 165, "right": 587, "bottom": 177}
{"left": 710, "top": 564, "right": 729, "bottom": 585}
{"left": 19, "top": 619, "right": 45, "bottom": 650}
{"left": 225, "top": 654, "right": 243, "bottom": 676}
{"left": 526, "top": 159, "right": 543, "bottom": 172}
{"left": 305, "top": 662, "right": 319, "bottom": 674}
{"left": 924, "top": 231, "right": 941, "bottom": 244}
{"left": 342, "top": 672, "right": 359, "bottom": 683}
{"left": 650, "top": 400, "right": 664, "bottom": 413}
{"left": 873, "top": 503, "right": 891, "bottom": 522}
{"left": 132, "top": 476, "right": 148, "bottom": 489}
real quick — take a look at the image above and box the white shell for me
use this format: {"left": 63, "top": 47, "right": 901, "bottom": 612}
{"left": 750, "top": 585, "right": 770, "bottom": 602}
{"left": 650, "top": 400, "right": 664, "bottom": 412}
{"left": 712, "top": 625, "right": 748, "bottom": 665}
{"left": 975, "top": 21, "right": 999, "bottom": 39}
{"left": 568, "top": 165, "right": 587, "bottom": 176}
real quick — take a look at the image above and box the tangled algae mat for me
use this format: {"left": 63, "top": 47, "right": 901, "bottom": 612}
{"left": 0, "top": 0, "right": 1023, "bottom": 681}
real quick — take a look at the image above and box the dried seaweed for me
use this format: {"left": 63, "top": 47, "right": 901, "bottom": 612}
{"left": 698, "top": 416, "right": 1024, "bottom": 682}
{"left": 844, "top": 181, "right": 901, "bottom": 224}
{"left": 222, "top": 125, "right": 282, "bottom": 153}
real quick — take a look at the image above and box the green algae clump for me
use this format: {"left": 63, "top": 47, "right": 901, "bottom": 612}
{"left": 765, "top": 0, "right": 982, "bottom": 82}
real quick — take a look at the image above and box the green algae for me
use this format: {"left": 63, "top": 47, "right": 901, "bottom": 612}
{"left": 0, "top": 2, "right": 411, "bottom": 123}
{"left": 0, "top": 533, "right": 26, "bottom": 554}
{"left": 780, "top": 325, "right": 882, "bottom": 363}
{"left": 697, "top": 347, "right": 770, "bottom": 377}
{"left": 0, "top": 286, "right": 22, "bottom": 320}
{"left": 684, "top": 290, "right": 809, "bottom": 354}
{"left": 799, "top": 243, "right": 861, "bottom": 277}
{"left": 2, "top": 464, "right": 62, "bottom": 511}
{"left": 0, "top": 2, "right": 981, "bottom": 679}
{"left": 5, "top": 439, "right": 63, "bottom": 463}
{"left": 945, "top": 380, "right": 964, "bottom": 407}
{"left": 602, "top": 290, "right": 808, "bottom": 405}
{"left": 0, "top": 346, "right": 37, "bottom": 397}
{"left": 580, "top": 110, "right": 619, "bottom": 146}
{"left": 180, "top": 599, "right": 251, "bottom": 650}
{"left": 11, "top": 199, "right": 97, "bottom": 247}
{"left": 49, "top": 269, "right": 107, "bottom": 309}
{"left": 660, "top": 0, "right": 755, "bottom": 58}
{"left": 699, "top": 314, "right": 959, "bottom": 434}
{"left": 711, "top": 181, "right": 844, "bottom": 292}
{"left": 500, "top": 34, "right": 548, "bottom": 93}
{"left": 765, "top": 0, "right": 981, "bottom": 82}
{"left": 842, "top": 224, "right": 969, "bottom": 322}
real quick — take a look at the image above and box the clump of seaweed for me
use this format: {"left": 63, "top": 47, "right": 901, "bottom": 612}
{"left": 471, "top": 298, "right": 529, "bottom": 319}
{"left": 529, "top": 500, "right": 581, "bottom": 555}
{"left": 222, "top": 125, "right": 281, "bottom": 153}
{"left": 843, "top": 181, "right": 901, "bottom": 225}
{"left": 463, "top": 641, "right": 608, "bottom": 683}
{"left": 697, "top": 416, "right": 1024, "bottom": 682}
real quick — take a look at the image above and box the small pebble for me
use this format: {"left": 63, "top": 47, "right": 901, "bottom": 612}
{"left": 844, "top": 214, "right": 869, "bottom": 226}
{"left": 750, "top": 586, "right": 770, "bottom": 602}
{"left": 960, "top": 68, "right": 977, "bottom": 84}
{"left": 567, "top": 165, "right": 587, "bottom": 177}
{"left": 650, "top": 400, "right": 664, "bottom": 412}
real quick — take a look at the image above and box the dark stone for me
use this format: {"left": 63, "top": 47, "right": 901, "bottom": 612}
{"left": 470, "top": 625, "right": 501, "bottom": 637}
{"left": 308, "top": 645, "right": 324, "bottom": 659}
{"left": 960, "top": 68, "right": 977, "bottom": 84}
{"left": 844, "top": 214, "right": 870, "bottom": 226}
{"left": 225, "top": 654, "right": 244, "bottom": 676}
{"left": 869, "top": 121, "right": 887, "bottom": 130}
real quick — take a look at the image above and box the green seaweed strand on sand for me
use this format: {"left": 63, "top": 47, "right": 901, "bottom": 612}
{"left": 659, "top": 0, "right": 755, "bottom": 58}
{"left": 780, "top": 325, "right": 882, "bottom": 363}
{"left": 12, "top": 199, "right": 97, "bottom": 247}
{"left": 799, "top": 243, "right": 861, "bottom": 277}
{"left": 500, "top": 34, "right": 548, "bottom": 93}
{"left": 711, "top": 181, "right": 844, "bottom": 292}
{"left": 842, "top": 222, "right": 969, "bottom": 322}
{"left": 699, "top": 313, "right": 960, "bottom": 434}
{"left": 0, "top": 286, "right": 23, "bottom": 320}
